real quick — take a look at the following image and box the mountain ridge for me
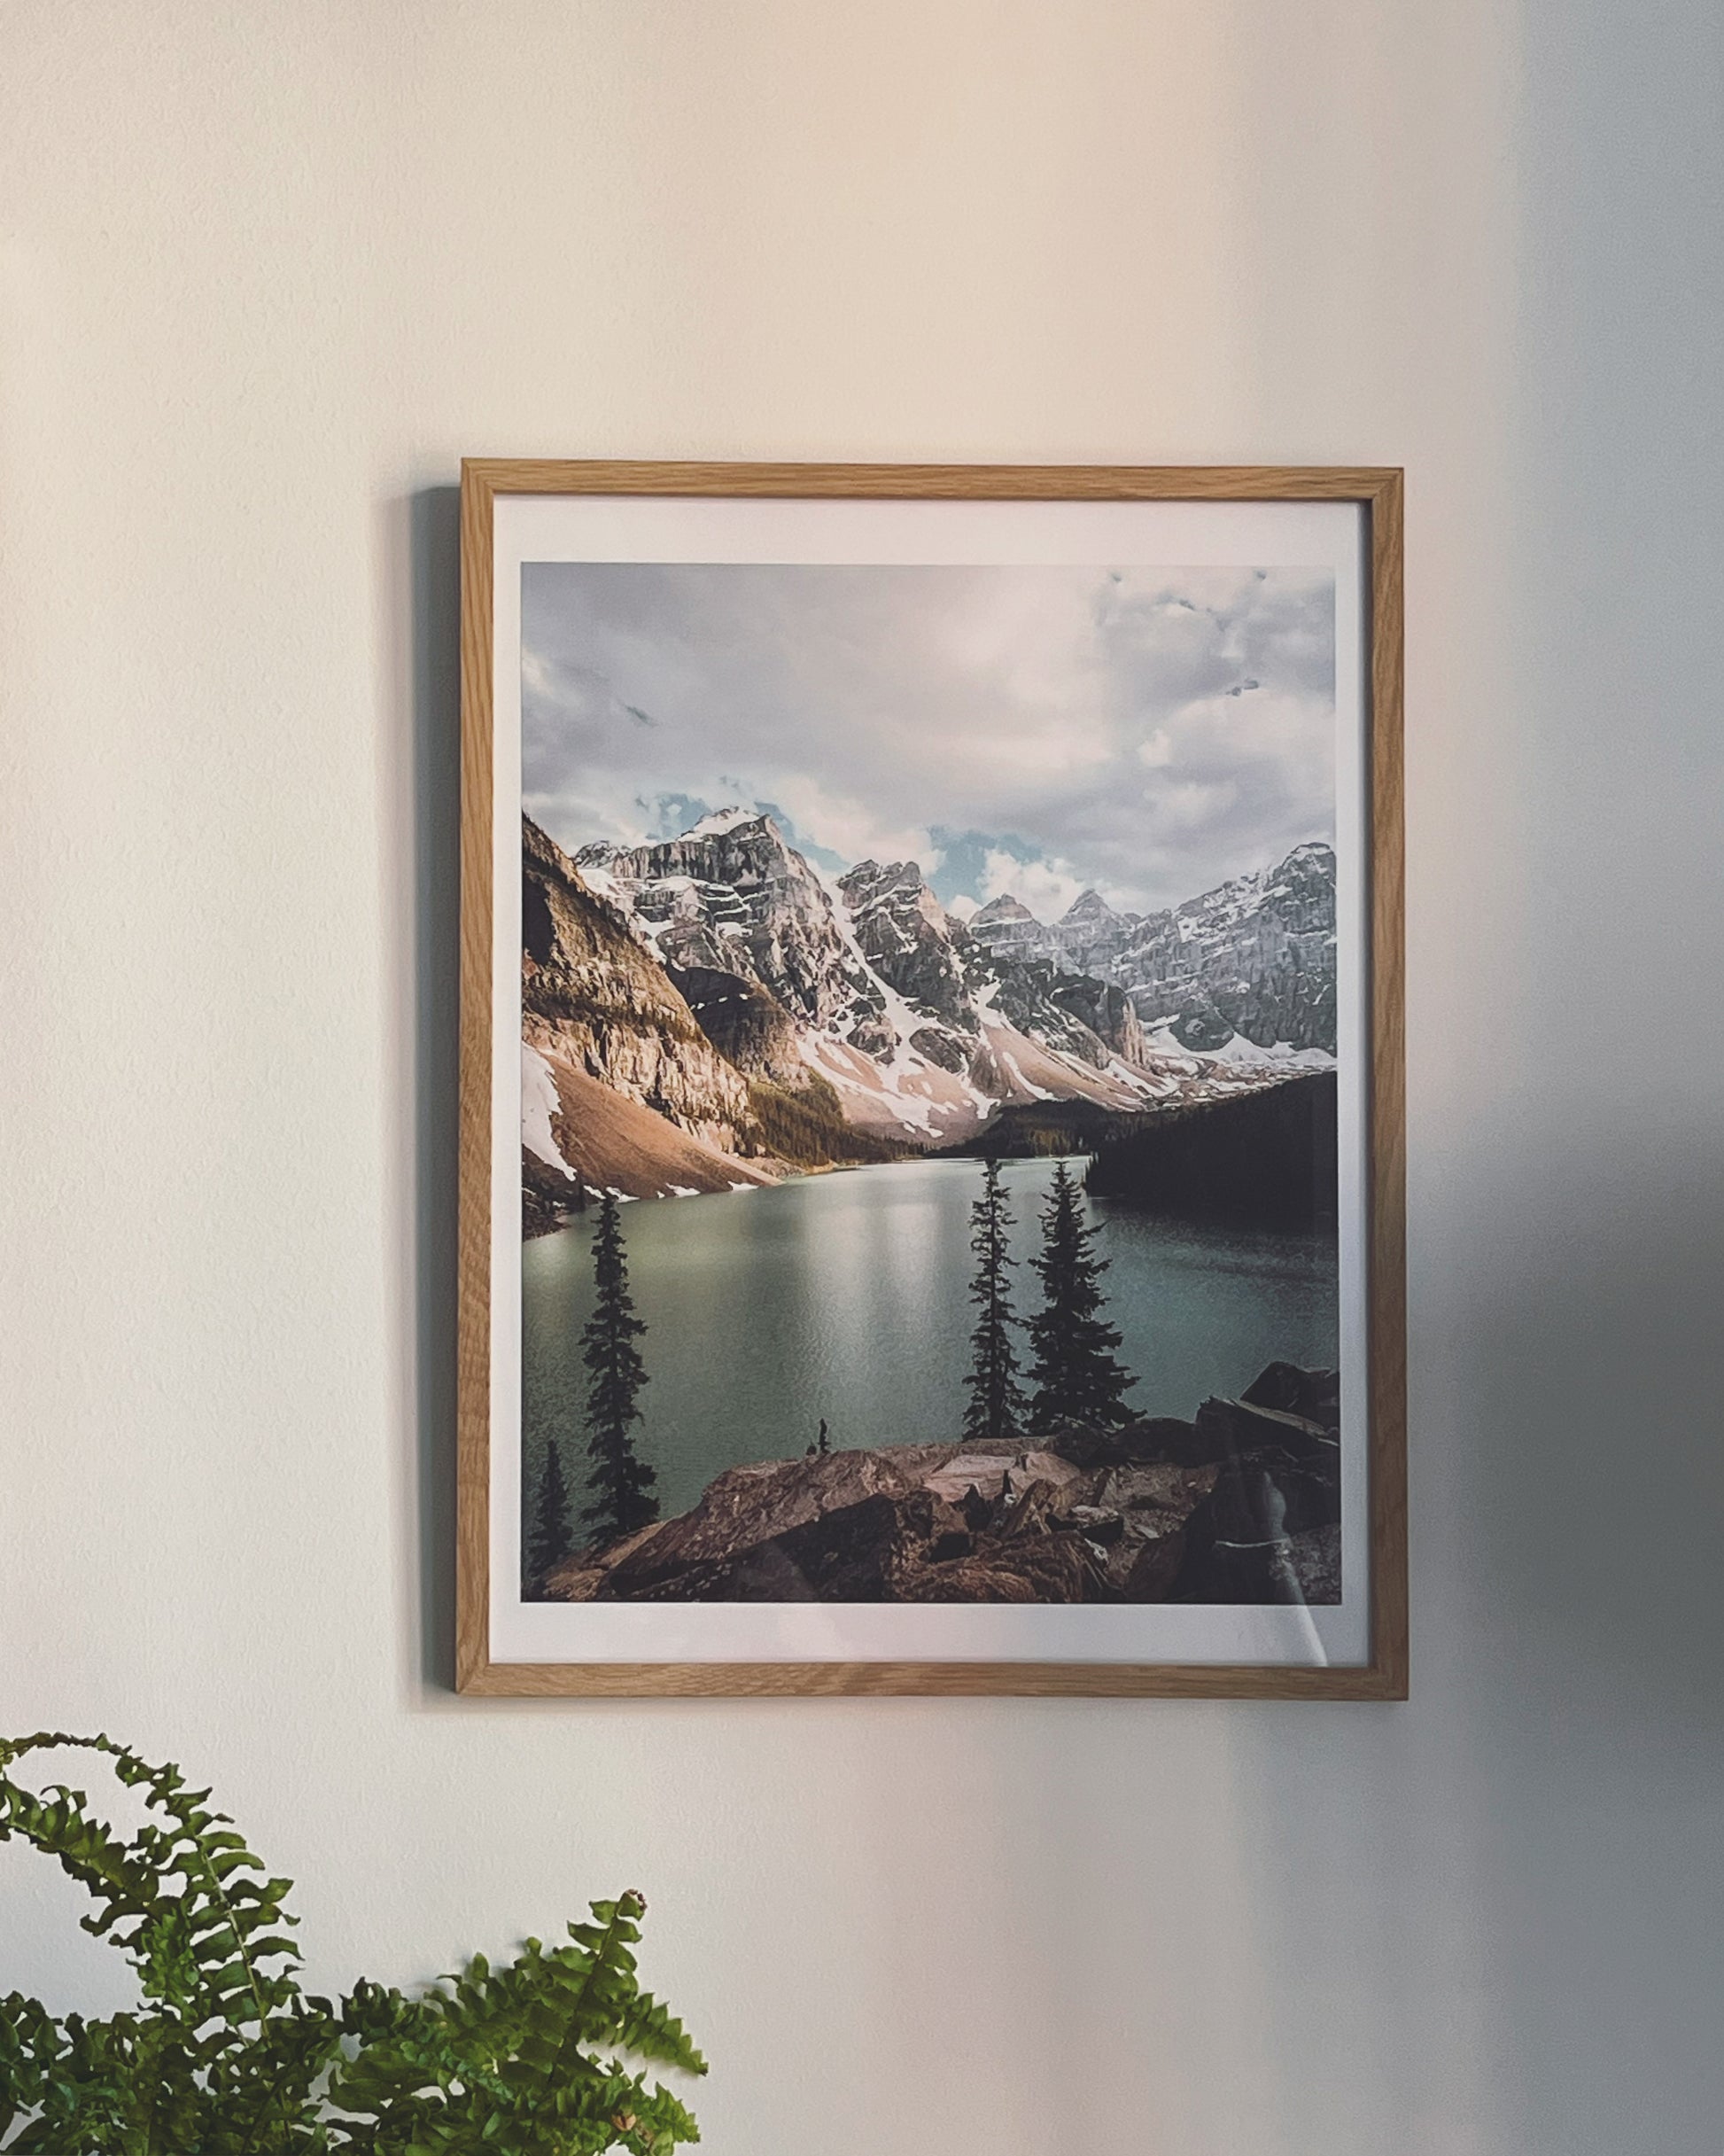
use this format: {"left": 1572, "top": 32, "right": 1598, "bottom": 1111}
{"left": 965, "top": 839, "right": 1339, "bottom": 1054}
{"left": 525, "top": 807, "right": 1336, "bottom": 1218}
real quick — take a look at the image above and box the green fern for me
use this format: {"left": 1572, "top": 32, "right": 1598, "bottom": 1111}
{"left": 0, "top": 1736, "right": 704, "bottom": 2155}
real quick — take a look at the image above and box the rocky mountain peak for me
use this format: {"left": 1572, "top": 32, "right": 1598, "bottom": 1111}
{"left": 971, "top": 892, "right": 1036, "bottom": 926}
{"left": 682, "top": 804, "right": 773, "bottom": 840}
{"left": 1122, "top": 842, "right": 1338, "bottom": 1052}
{"left": 842, "top": 859, "right": 951, "bottom": 938}
{"left": 943, "top": 842, "right": 1339, "bottom": 1055}
{"left": 579, "top": 810, "right": 886, "bottom": 1039}
{"left": 1060, "top": 888, "right": 1123, "bottom": 930}
{"left": 1054, "top": 887, "right": 1139, "bottom": 977}
{"left": 1270, "top": 841, "right": 1337, "bottom": 907}
{"left": 967, "top": 891, "right": 1060, "bottom": 969}
{"left": 838, "top": 857, "right": 972, "bottom": 1045}
{"left": 519, "top": 813, "right": 766, "bottom": 1194}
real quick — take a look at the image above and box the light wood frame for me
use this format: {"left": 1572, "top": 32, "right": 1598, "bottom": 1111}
{"left": 455, "top": 460, "right": 1406, "bottom": 1700}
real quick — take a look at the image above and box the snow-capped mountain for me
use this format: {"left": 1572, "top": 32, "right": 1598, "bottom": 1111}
{"left": 836, "top": 856, "right": 975, "bottom": 1069}
{"left": 1052, "top": 888, "right": 1137, "bottom": 977}
{"left": 521, "top": 815, "right": 788, "bottom": 1223}
{"left": 1110, "top": 842, "right": 1337, "bottom": 1054}
{"left": 839, "top": 856, "right": 1147, "bottom": 1077}
{"left": 967, "top": 892, "right": 1060, "bottom": 967}
{"left": 524, "top": 808, "right": 1335, "bottom": 1210}
{"left": 573, "top": 810, "right": 1190, "bottom": 1148}
{"left": 966, "top": 843, "right": 1339, "bottom": 1055}
{"left": 577, "top": 812, "right": 887, "bottom": 1043}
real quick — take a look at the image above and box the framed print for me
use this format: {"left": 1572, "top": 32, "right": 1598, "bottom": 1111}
{"left": 455, "top": 461, "right": 1405, "bottom": 1698}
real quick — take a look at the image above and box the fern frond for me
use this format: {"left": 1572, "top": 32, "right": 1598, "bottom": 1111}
{"left": 3, "top": 1737, "right": 703, "bottom": 2156}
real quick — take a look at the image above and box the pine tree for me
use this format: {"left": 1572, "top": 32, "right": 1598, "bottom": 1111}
{"left": 579, "top": 1192, "right": 658, "bottom": 1544}
{"left": 526, "top": 1437, "right": 575, "bottom": 1591}
{"left": 963, "top": 1156, "right": 1027, "bottom": 1441}
{"left": 1027, "top": 1160, "right": 1138, "bottom": 1431}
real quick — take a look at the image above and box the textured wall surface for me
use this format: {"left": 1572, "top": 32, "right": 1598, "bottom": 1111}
{"left": 4, "top": 5, "right": 1722, "bottom": 2151}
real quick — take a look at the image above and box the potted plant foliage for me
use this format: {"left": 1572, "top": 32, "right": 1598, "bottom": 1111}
{"left": 0, "top": 1733, "right": 705, "bottom": 2153}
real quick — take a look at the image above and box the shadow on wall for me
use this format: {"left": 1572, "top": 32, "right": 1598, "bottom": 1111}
{"left": 1222, "top": 4, "right": 1724, "bottom": 2151}
{"left": 403, "top": 484, "right": 462, "bottom": 1693}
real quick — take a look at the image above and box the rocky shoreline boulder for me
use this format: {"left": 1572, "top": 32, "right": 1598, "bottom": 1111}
{"left": 541, "top": 1362, "right": 1343, "bottom": 1607}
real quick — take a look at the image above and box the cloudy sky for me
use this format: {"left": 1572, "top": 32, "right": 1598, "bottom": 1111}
{"left": 520, "top": 561, "right": 1335, "bottom": 919}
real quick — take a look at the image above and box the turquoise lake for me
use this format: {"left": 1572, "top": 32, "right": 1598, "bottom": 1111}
{"left": 521, "top": 1156, "right": 1339, "bottom": 1568}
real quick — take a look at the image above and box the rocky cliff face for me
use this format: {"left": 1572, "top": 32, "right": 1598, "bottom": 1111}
{"left": 522, "top": 817, "right": 803, "bottom": 1211}
{"left": 660, "top": 963, "right": 807, "bottom": 1090}
{"left": 1046, "top": 974, "right": 1146, "bottom": 1066}
{"left": 967, "top": 843, "right": 1339, "bottom": 1055}
{"left": 838, "top": 858, "right": 973, "bottom": 1031}
{"left": 579, "top": 818, "right": 1208, "bottom": 1141}
{"left": 1054, "top": 888, "right": 1136, "bottom": 976}
{"left": 524, "top": 816, "right": 759, "bottom": 1151}
{"left": 839, "top": 856, "right": 1147, "bottom": 1075}
{"left": 1114, "top": 842, "right": 1337, "bottom": 1053}
{"left": 967, "top": 892, "right": 1060, "bottom": 966}
{"left": 579, "top": 813, "right": 887, "bottom": 1047}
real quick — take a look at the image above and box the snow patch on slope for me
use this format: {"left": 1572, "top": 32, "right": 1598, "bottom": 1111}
{"left": 522, "top": 1043, "right": 575, "bottom": 1174}
{"left": 1206, "top": 1031, "right": 1336, "bottom": 1070}
{"left": 686, "top": 805, "right": 764, "bottom": 838}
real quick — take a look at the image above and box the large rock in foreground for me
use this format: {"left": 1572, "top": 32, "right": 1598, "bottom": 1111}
{"left": 542, "top": 1364, "right": 1343, "bottom": 1607}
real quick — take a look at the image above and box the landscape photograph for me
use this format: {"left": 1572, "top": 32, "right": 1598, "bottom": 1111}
{"left": 516, "top": 560, "right": 1345, "bottom": 1609}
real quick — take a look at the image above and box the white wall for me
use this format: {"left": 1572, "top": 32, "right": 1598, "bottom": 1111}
{"left": 4, "top": 4, "right": 1722, "bottom": 2151}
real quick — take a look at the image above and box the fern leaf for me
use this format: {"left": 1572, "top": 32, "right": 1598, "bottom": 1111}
{"left": 3, "top": 1737, "right": 703, "bottom": 2156}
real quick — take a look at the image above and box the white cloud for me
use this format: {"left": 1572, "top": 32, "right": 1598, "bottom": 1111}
{"left": 980, "top": 848, "right": 1088, "bottom": 921}
{"left": 520, "top": 562, "right": 1336, "bottom": 912}
{"left": 1153, "top": 777, "right": 1242, "bottom": 830}
{"left": 758, "top": 773, "right": 938, "bottom": 874}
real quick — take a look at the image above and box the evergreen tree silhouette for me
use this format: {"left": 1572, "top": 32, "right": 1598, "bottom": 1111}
{"left": 1028, "top": 1160, "right": 1137, "bottom": 1431}
{"left": 526, "top": 1437, "right": 575, "bottom": 1592}
{"left": 963, "top": 1156, "right": 1027, "bottom": 1441}
{"left": 579, "top": 1192, "right": 658, "bottom": 1544}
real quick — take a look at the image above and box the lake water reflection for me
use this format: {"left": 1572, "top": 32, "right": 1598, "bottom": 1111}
{"left": 521, "top": 1156, "right": 1339, "bottom": 1561}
